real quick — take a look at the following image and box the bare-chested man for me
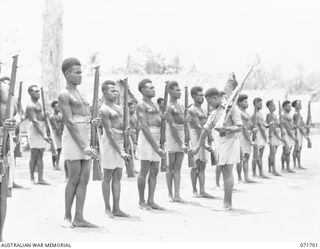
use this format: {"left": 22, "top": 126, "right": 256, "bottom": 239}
{"left": 188, "top": 86, "right": 213, "bottom": 198}
{"left": 251, "top": 97, "right": 268, "bottom": 178}
{"left": 50, "top": 100, "right": 64, "bottom": 171}
{"left": 0, "top": 79, "right": 17, "bottom": 241}
{"left": 236, "top": 94, "right": 255, "bottom": 183}
{"left": 266, "top": 100, "right": 283, "bottom": 176}
{"left": 58, "top": 57, "right": 98, "bottom": 228}
{"left": 292, "top": 100, "right": 306, "bottom": 170}
{"left": 166, "top": 81, "right": 188, "bottom": 202}
{"left": 281, "top": 100, "right": 296, "bottom": 173}
{"left": 99, "top": 80, "right": 131, "bottom": 218}
{"left": 191, "top": 88, "right": 242, "bottom": 210}
{"left": 26, "top": 85, "right": 50, "bottom": 185}
{"left": 137, "top": 79, "right": 166, "bottom": 210}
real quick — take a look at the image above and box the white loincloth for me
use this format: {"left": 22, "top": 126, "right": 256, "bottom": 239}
{"left": 190, "top": 128, "right": 208, "bottom": 162}
{"left": 283, "top": 134, "right": 295, "bottom": 153}
{"left": 166, "top": 123, "right": 185, "bottom": 153}
{"left": 214, "top": 133, "right": 240, "bottom": 166}
{"left": 239, "top": 131, "right": 251, "bottom": 154}
{"left": 137, "top": 126, "right": 161, "bottom": 162}
{"left": 269, "top": 127, "right": 282, "bottom": 147}
{"left": 28, "top": 121, "right": 47, "bottom": 149}
{"left": 256, "top": 128, "right": 266, "bottom": 148}
{"left": 61, "top": 115, "right": 91, "bottom": 161}
{"left": 100, "top": 128, "right": 124, "bottom": 170}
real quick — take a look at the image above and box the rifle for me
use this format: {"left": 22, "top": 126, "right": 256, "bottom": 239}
{"left": 14, "top": 81, "right": 23, "bottom": 157}
{"left": 91, "top": 66, "right": 103, "bottom": 181}
{"left": 278, "top": 101, "right": 285, "bottom": 138}
{"left": 207, "top": 105, "right": 217, "bottom": 166}
{"left": 184, "top": 86, "right": 195, "bottom": 168}
{"left": 306, "top": 100, "right": 312, "bottom": 148}
{"left": 160, "top": 81, "right": 169, "bottom": 172}
{"left": 207, "top": 65, "right": 254, "bottom": 130}
{"left": 252, "top": 110, "right": 259, "bottom": 160}
{"left": 40, "top": 87, "right": 58, "bottom": 157}
{"left": 122, "top": 78, "right": 135, "bottom": 178}
{"left": 1, "top": 55, "right": 18, "bottom": 181}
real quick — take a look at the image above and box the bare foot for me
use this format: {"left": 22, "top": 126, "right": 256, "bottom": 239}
{"left": 252, "top": 173, "right": 258, "bottom": 178}
{"left": 192, "top": 191, "right": 200, "bottom": 198}
{"left": 286, "top": 169, "right": 296, "bottom": 173}
{"left": 244, "top": 179, "right": 256, "bottom": 183}
{"left": 72, "top": 219, "right": 98, "bottom": 228}
{"left": 31, "top": 179, "right": 36, "bottom": 185}
{"left": 62, "top": 219, "right": 74, "bottom": 228}
{"left": 147, "top": 202, "right": 165, "bottom": 210}
{"left": 259, "top": 174, "right": 270, "bottom": 179}
{"left": 223, "top": 205, "right": 233, "bottom": 211}
{"left": 54, "top": 167, "right": 61, "bottom": 171}
{"left": 168, "top": 194, "right": 174, "bottom": 202}
{"left": 37, "top": 179, "right": 50, "bottom": 185}
{"left": 139, "top": 202, "right": 151, "bottom": 210}
{"left": 298, "top": 166, "right": 306, "bottom": 170}
{"left": 173, "top": 196, "right": 186, "bottom": 203}
{"left": 105, "top": 209, "right": 114, "bottom": 218}
{"left": 113, "top": 209, "right": 130, "bottom": 217}
{"left": 13, "top": 182, "right": 23, "bottom": 188}
{"left": 199, "top": 192, "right": 215, "bottom": 198}
{"left": 273, "top": 171, "right": 282, "bottom": 176}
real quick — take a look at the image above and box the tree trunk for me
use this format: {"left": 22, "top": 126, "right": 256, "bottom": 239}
{"left": 41, "top": 0, "right": 63, "bottom": 102}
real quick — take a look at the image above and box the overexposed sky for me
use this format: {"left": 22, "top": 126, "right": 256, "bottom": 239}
{"left": 1, "top": 0, "right": 320, "bottom": 80}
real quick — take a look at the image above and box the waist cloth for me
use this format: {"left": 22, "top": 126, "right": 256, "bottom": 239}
{"left": 214, "top": 132, "right": 240, "bottom": 166}
{"left": 239, "top": 130, "right": 252, "bottom": 155}
{"left": 100, "top": 128, "right": 124, "bottom": 170}
{"left": 190, "top": 128, "right": 208, "bottom": 162}
{"left": 28, "top": 121, "right": 47, "bottom": 149}
{"left": 255, "top": 128, "right": 266, "bottom": 148}
{"left": 62, "top": 115, "right": 91, "bottom": 161}
{"left": 269, "top": 128, "right": 282, "bottom": 147}
{"left": 166, "top": 123, "right": 185, "bottom": 153}
{"left": 138, "top": 126, "right": 161, "bottom": 162}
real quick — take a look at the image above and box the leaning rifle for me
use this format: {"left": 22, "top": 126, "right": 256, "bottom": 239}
{"left": 160, "top": 81, "right": 169, "bottom": 172}
{"left": 184, "top": 86, "right": 195, "bottom": 168}
{"left": 306, "top": 100, "right": 312, "bottom": 148}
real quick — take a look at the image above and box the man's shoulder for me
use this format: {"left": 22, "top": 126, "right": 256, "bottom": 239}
{"left": 58, "top": 88, "right": 71, "bottom": 100}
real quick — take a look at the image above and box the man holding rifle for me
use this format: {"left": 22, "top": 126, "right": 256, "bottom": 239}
{"left": 165, "top": 81, "right": 188, "bottom": 203}
{"left": 26, "top": 85, "right": 50, "bottom": 185}
{"left": 137, "top": 79, "right": 166, "bottom": 210}
{"left": 188, "top": 86, "right": 213, "bottom": 198}
{"left": 58, "top": 57, "right": 99, "bottom": 228}
{"left": 99, "top": 80, "right": 131, "bottom": 218}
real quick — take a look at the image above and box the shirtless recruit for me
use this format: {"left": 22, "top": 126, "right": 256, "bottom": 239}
{"left": 266, "top": 100, "right": 283, "bottom": 176}
{"left": 25, "top": 85, "right": 50, "bottom": 185}
{"left": 281, "top": 100, "right": 296, "bottom": 173}
{"left": 99, "top": 80, "right": 130, "bottom": 218}
{"left": 58, "top": 58, "right": 98, "bottom": 228}
{"left": 166, "top": 81, "right": 188, "bottom": 202}
{"left": 188, "top": 86, "right": 213, "bottom": 198}
{"left": 137, "top": 79, "right": 166, "bottom": 210}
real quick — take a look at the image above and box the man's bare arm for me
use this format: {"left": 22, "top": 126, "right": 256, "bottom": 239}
{"left": 58, "top": 92, "right": 87, "bottom": 151}
{"left": 167, "top": 105, "right": 184, "bottom": 147}
{"left": 283, "top": 117, "right": 295, "bottom": 140}
{"left": 137, "top": 103, "right": 161, "bottom": 154}
{"left": 189, "top": 108, "right": 202, "bottom": 137}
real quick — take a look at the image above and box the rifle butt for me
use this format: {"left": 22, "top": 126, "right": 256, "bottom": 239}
{"left": 125, "top": 157, "right": 135, "bottom": 178}
{"left": 160, "top": 155, "right": 168, "bottom": 172}
{"left": 188, "top": 154, "right": 196, "bottom": 168}
{"left": 92, "top": 159, "right": 102, "bottom": 181}
{"left": 307, "top": 138, "right": 312, "bottom": 149}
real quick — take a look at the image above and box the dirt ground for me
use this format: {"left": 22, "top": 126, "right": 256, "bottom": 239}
{"left": 5, "top": 135, "right": 320, "bottom": 242}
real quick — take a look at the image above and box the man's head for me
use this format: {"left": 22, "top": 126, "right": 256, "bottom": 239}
{"left": 292, "top": 100, "right": 301, "bottom": 110}
{"left": 282, "top": 100, "right": 291, "bottom": 112}
{"left": 167, "top": 81, "right": 181, "bottom": 99}
{"left": 190, "top": 86, "right": 204, "bottom": 104}
{"left": 138, "top": 79, "right": 155, "bottom": 98}
{"left": 51, "top": 100, "right": 60, "bottom": 113}
{"left": 61, "top": 57, "right": 82, "bottom": 86}
{"left": 205, "top": 88, "right": 221, "bottom": 108}
{"left": 157, "top": 97, "right": 164, "bottom": 110}
{"left": 266, "top": 99, "right": 276, "bottom": 112}
{"left": 101, "top": 80, "right": 118, "bottom": 102}
{"left": 253, "top": 97, "right": 263, "bottom": 110}
{"left": 237, "top": 94, "right": 249, "bottom": 109}
{"left": 28, "top": 85, "right": 40, "bottom": 100}
{"left": 128, "top": 101, "right": 136, "bottom": 114}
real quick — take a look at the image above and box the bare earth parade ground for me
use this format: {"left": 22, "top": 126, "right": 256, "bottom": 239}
{"left": 5, "top": 135, "right": 320, "bottom": 242}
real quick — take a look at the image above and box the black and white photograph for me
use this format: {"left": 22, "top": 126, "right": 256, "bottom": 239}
{"left": 0, "top": 0, "right": 319, "bottom": 248}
